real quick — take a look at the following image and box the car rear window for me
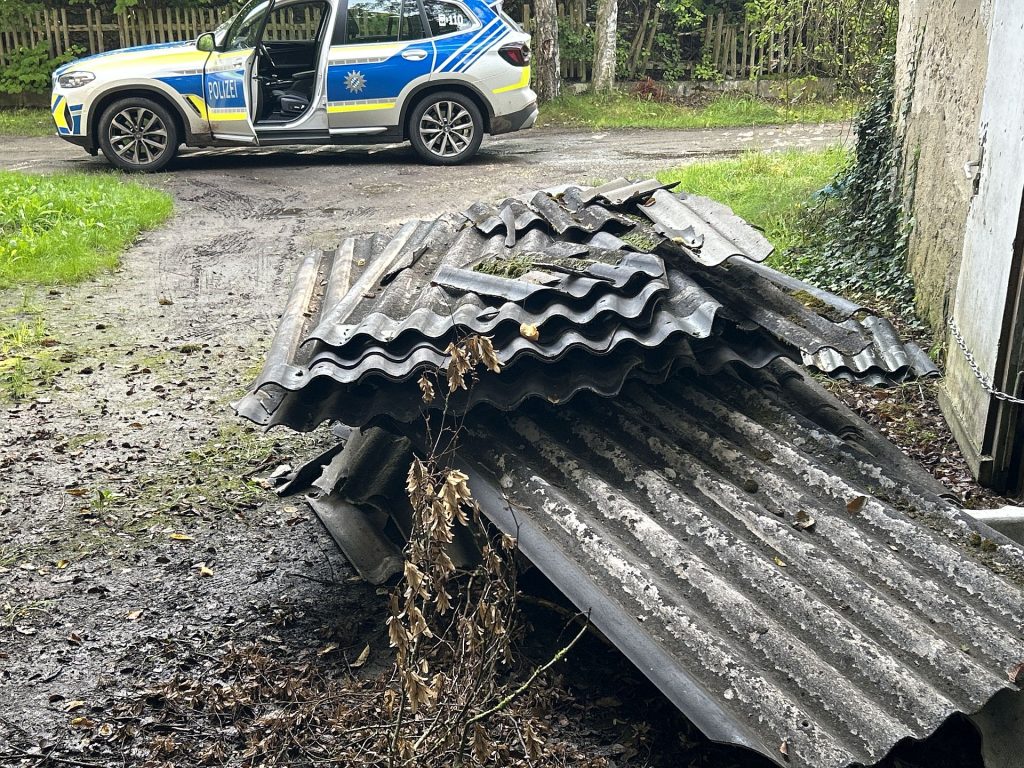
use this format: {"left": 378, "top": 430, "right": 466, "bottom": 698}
{"left": 422, "top": 0, "right": 476, "bottom": 36}
{"left": 489, "top": 1, "right": 522, "bottom": 31}
{"left": 347, "top": 0, "right": 427, "bottom": 42}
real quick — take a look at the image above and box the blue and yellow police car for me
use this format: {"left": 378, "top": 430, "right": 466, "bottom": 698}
{"left": 51, "top": 0, "right": 537, "bottom": 170}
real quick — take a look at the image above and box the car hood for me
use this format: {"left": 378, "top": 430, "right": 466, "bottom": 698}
{"left": 54, "top": 41, "right": 208, "bottom": 77}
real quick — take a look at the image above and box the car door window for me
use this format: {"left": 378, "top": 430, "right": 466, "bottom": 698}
{"left": 346, "top": 0, "right": 401, "bottom": 43}
{"left": 262, "top": 1, "right": 327, "bottom": 42}
{"left": 421, "top": 0, "right": 475, "bottom": 36}
{"left": 399, "top": 0, "right": 427, "bottom": 40}
{"left": 346, "top": 0, "right": 424, "bottom": 43}
{"left": 224, "top": 0, "right": 272, "bottom": 50}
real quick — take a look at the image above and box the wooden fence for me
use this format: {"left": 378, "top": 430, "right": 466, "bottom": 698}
{"left": 701, "top": 12, "right": 821, "bottom": 80}
{"left": 0, "top": 5, "right": 235, "bottom": 68}
{"left": 1, "top": 3, "right": 853, "bottom": 82}
{"left": 517, "top": 4, "right": 855, "bottom": 81}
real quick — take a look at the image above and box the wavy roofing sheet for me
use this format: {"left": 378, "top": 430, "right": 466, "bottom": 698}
{"left": 241, "top": 179, "right": 1017, "bottom": 767}
{"left": 312, "top": 362, "right": 1023, "bottom": 768}
{"left": 235, "top": 179, "right": 938, "bottom": 432}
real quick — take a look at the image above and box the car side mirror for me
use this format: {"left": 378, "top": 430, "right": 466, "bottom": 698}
{"left": 196, "top": 32, "right": 215, "bottom": 52}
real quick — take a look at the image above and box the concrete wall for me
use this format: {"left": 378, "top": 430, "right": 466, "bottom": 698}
{"left": 895, "top": 0, "right": 992, "bottom": 332}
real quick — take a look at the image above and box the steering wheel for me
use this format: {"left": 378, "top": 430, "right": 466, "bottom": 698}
{"left": 257, "top": 41, "right": 278, "bottom": 69}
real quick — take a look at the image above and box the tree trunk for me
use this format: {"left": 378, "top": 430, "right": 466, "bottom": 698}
{"left": 591, "top": 0, "right": 617, "bottom": 92}
{"left": 532, "top": 0, "right": 560, "bottom": 103}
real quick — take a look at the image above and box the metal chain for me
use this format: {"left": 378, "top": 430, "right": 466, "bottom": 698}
{"left": 948, "top": 318, "right": 1024, "bottom": 405}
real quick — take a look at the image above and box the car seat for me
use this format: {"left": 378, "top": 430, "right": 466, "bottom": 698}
{"left": 268, "top": 15, "right": 358, "bottom": 119}
{"left": 272, "top": 70, "right": 315, "bottom": 116}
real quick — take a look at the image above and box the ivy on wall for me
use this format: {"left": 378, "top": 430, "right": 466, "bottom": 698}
{"left": 781, "top": 56, "right": 918, "bottom": 315}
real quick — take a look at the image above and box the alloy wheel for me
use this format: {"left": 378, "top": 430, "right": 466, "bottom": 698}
{"left": 418, "top": 100, "right": 475, "bottom": 159}
{"left": 107, "top": 106, "right": 169, "bottom": 166}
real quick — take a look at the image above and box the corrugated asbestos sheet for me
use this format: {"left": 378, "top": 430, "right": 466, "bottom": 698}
{"left": 234, "top": 179, "right": 937, "bottom": 431}
{"left": 310, "top": 362, "right": 1024, "bottom": 768}
{"left": 233, "top": 179, "right": 1010, "bottom": 768}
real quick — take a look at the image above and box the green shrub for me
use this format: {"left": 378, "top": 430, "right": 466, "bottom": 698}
{"left": 0, "top": 41, "right": 82, "bottom": 96}
{"left": 778, "top": 57, "right": 916, "bottom": 305}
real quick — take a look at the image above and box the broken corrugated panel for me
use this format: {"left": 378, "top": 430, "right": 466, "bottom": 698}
{"left": 235, "top": 179, "right": 940, "bottom": 432}
{"left": 323, "top": 362, "right": 1023, "bottom": 768}
{"left": 727, "top": 259, "right": 940, "bottom": 383}
{"left": 801, "top": 317, "right": 939, "bottom": 383}
{"left": 635, "top": 188, "right": 774, "bottom": 265}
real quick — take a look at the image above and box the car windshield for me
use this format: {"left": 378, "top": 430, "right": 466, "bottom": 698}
{"left": 213, "top": 0, "right": 271, "bottom": 47}
{"left": 212, "top": 14, "right": 235, "bottom": 46}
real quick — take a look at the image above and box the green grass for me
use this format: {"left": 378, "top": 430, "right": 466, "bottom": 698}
{"left": 0, "top": 108, "right": 54, "bottom": 138}
{"left": 0, "top": 318, "right": 60, "bottom": 401}
{"left": 0, "top": 171, "right": 173, "bottom": 288}
{"left": 656, "top": 147, "right": 850, "bottom": 254}
{"left": 538, "top": 92, "right": 858, "bottom": 130}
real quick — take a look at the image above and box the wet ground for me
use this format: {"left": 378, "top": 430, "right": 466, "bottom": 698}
{"left": 0, "top": 124, "right": 857, "bottom": 766}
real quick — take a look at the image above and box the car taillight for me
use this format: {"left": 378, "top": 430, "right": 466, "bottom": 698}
{"left": 498, "top": 42, "right": 530, "bottom": 67}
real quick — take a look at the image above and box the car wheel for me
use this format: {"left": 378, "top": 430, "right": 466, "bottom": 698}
{"left": 98, "top": 97, "right": 179, "bottom": 172}
{"left": 409, "top": 92, "right": 483, "bottom": 166}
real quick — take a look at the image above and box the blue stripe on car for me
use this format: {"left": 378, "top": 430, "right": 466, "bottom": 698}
{"left": 437, "top": 18, "right": 500, "bottom": 72}
{"left": 452, "top": 26, "right": 506, "bottom": 72}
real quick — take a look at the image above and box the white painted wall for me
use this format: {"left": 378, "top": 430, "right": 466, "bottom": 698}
{"left": 941, "top": 0, "right": 1024, "bottom": 483}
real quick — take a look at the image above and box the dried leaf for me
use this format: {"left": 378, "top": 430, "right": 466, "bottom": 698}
{"left": 196, "top": 563, "right": 214, "bottom": 577}
{"left": 473, "top": 723, "right": 491, "bottom": 763}
{"left": 418, "top": 373, "right": 435, "bottom": 404}
{"left": 1009, "top": 661, "right": 1024, "bottom": 684}
{"left": 846, "top": 495, "right": 867, "bottom": 514}
{"left": 70, "top": 716, "right": 95, "bottom": 729}
{"left": 126, "top": 610, "right": 143, "bottom": 621}
{"left": 63, "top": 700, "right": 86, "bottom": 712}
{"left": 168, "top": 532, "right": 193, "bottom": 541}
{"left": 524, "top": 720, "right": 543, "bottom": 761}
{"left": 317, "top": 642, "right": 339, "bottom": 657}
{"left": 55, "top": 559, "right": 69, "bottom": 569}
{"left": 792, "top": 510, "right": 816, "bottom": 532}
{"left": 779, "top": 739, "right": 790, "bottom": 760}
{"left": 519, "top": 322, "right": 540, "bottom": 341}
{"left": 774, "top": 557, "right": 787, "bottom": 567}
{"left": 352, "top": 644, "right": 370, "bottom": 669}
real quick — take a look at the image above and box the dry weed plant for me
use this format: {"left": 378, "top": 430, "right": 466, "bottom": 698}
{"left": 386, "top": 335, "right": 588, "bottom": 766}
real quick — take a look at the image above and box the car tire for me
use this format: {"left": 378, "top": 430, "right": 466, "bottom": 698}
{"left": 98, "top": 97, "right": 179, "bottom": 172}
{"left": 408, "top": 91, "right": 483, "bottom": 166}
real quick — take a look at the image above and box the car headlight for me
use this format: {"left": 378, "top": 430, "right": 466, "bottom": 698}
{"left": 57, "top": 71, "right": 95, "bottom": 89}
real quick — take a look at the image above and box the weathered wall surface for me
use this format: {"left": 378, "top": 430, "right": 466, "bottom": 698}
{"left": 895, "top": 0, "right": 991, "bottom": 331}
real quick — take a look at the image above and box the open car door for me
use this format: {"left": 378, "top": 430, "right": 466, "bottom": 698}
{"left": 204, "top": 0, "right": 275, "bottom": 141}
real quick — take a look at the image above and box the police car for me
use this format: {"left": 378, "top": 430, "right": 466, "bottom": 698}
{"left": 50, "top": 0, "right": 536, "bottom": 170}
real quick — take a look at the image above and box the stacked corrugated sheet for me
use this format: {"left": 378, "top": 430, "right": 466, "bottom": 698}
{"left": 234, "top": 178, "right": 937, "bottom": 431}
{"left": 233, "top": 180, "right": 1023, "bottom": 768}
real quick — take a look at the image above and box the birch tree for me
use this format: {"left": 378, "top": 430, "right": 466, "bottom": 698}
{"left": 591, "top": 0, "right": 618, "bottom": 92}
{"left": 532, "top": 0, "right": 561, "bottom": 102}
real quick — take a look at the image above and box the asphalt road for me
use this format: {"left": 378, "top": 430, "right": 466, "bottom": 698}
{"left": 2, "top": 122, "right": 848, "bottom": 189}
